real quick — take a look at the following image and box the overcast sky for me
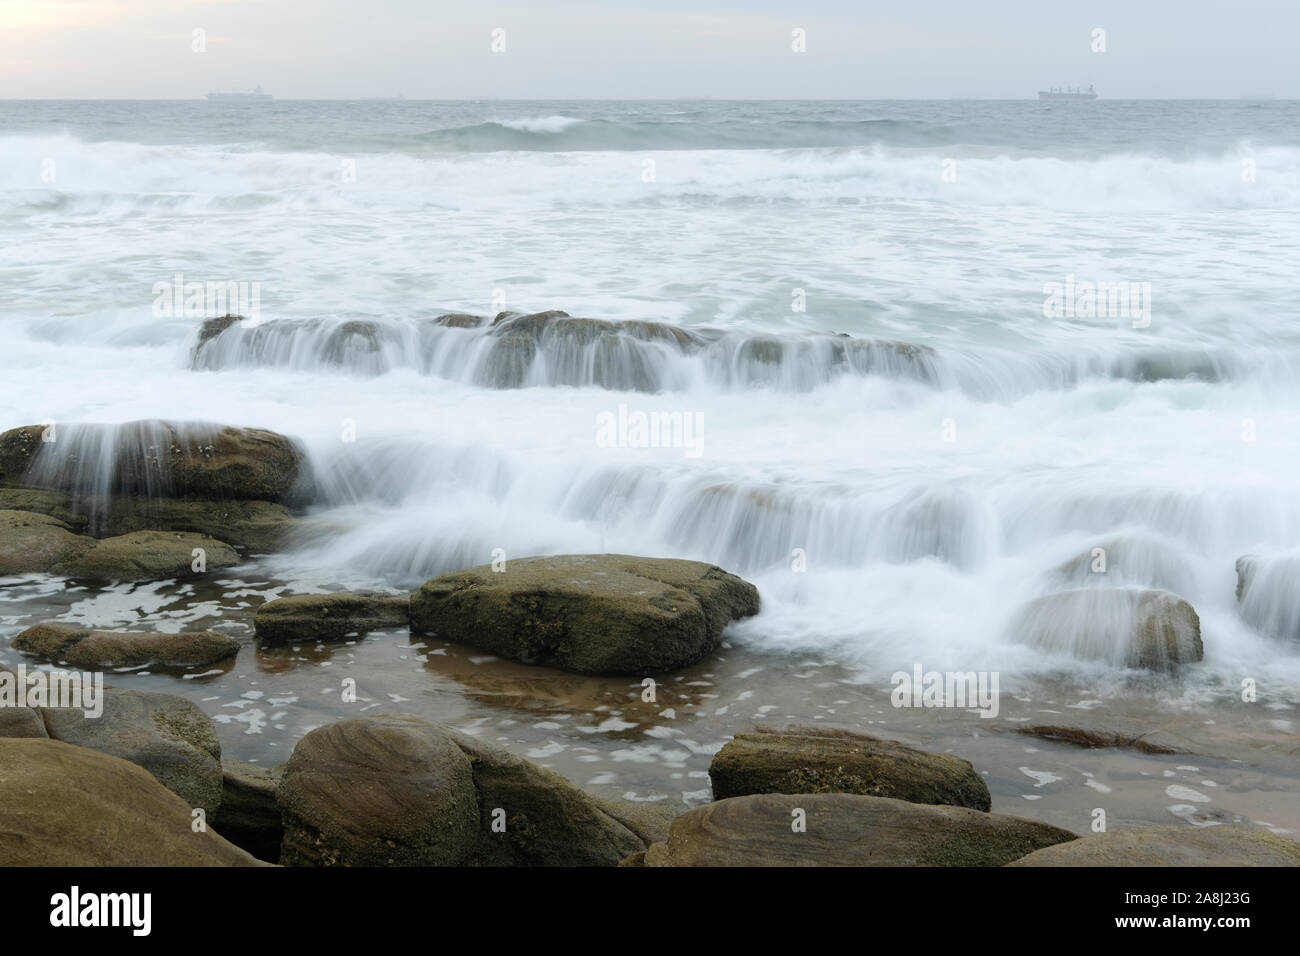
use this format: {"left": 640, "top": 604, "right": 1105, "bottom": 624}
{"left": 1, "top": 0, "right": 1296, "bottom": 99}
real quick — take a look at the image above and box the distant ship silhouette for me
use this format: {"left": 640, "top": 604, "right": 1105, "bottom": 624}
{"left": 1038, "top": 85, "right": 1097, "bottom": 101}
{"left": 207, "top": 85, "right": 273, "bottom": 102}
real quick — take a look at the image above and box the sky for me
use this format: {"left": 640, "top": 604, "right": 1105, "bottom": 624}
{"left": 0, "top": 0, "right": 1296, "bottom": 99}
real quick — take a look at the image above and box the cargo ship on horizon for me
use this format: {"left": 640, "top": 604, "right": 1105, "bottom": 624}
{"left": 207, "top": 85, "right": 273, "bottom": 102}
{"left": 1038, "top": 85, "right": 1097, "bottom": 100}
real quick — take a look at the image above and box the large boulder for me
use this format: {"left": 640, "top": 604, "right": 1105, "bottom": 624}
{"left": 277, "top": 714, "right": 480, "bottom": 866}
{"left": 0, "top": 738, "right": 266, "bottom": 866}
{"left": 0, "top": 509, "right": 93, "bottom": 573}
{"left": 254, "top": 592, "right": 410, "bottom": 645}
{"left": 13, "top": 622, "right": 239, "bottom": 671}
{"left": 35, "top": 683, "right": 224, "bottom": 815}
{"left": 214, "top": 758, "right": 283, "bottom": 862}
{"left": 275, "top": 714, "right": 648, "bottom": 867}
{"left": 1235, "top": 554, "right": 1300, "bottom": 642}
{"left": 409, "top": 554, "right": 760, "bottom": 674}
{"left": 1008, "top": 825, "right": 1300, "bottom": 866}
{"left": 643, "top": 793, "right": 1077, "bottom": 866}
{"left": 709, "top": 727, "right": 991, "bottom": 810}
{"left": 0, "top": 421, "right": 311, "bottom": 505}
{"left": 1010, "top": 588, "right": 1202, "bottom": 670}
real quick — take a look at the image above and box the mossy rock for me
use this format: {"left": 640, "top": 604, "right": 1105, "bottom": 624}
{"left": 51, "top": 529, "right": 239, "bottom": 582}
{"left": 0, "top": 421, "right": 312, "bottom": 505}
{"left": 709, "top": 727, "right": 991, "bottom": 810}
{"left": 4, "top": 676, "right": 226, "bottom": 816}
{"left": 409, "top": 553, "right": 760, "bottom": 675}
{"left": 13, "top": 622, "right": 239, "bottom": 671}
{"left": 0, "top": 509, "right": 94, "bottom": 573}
{"left": 0, "top": 488, "right": 296, "bottom": 551}
{"left": 254, "top": 592, "right": 410, "bottom": 645}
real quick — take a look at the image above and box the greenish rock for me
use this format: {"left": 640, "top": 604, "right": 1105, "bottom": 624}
{"left": 215, "top": 758, "right": 284, "bottom": 862}
{"left": 0, "top": 421, "right": 312, "bottom": 505}
{"left": 709, "top": 727, "right": 992, "bottom": 810}
{"left": 13, "top": 622, "right": 239, "bottom": 671}
{"left": 254, "top": 592, "right": 410, "bottom": 645}
{"left": 0, "top": 738, "right": 267, "bottom": 866}
{"left": 1008, "top": 825, "right": 1300, "bottom": 866}
{"left": 0, "top": 509, "right": 94, "bottom": 573}
{"left": 409, "top": 553, "right": 760, "bottom": 675}
{"left": 277, "top": 714, "right": 480, "bottom": 867}
{"left": 0, "top": 488, "right": 296, "bottom": 551}
{"left": 50, "top": 529, "right": 239, "bottom": 582}
{"left": 644, "top": 793, "right": 1078, "bottom": 867}
{"left": 36, "top": 683, "right": 224, "bottom": 816}
{"left": 0, "top": 706, "right": 47, "bottom": 738}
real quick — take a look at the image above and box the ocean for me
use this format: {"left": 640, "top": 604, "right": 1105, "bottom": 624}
{"left": 2, "top": 99, "right": 1298, "bottom": 827}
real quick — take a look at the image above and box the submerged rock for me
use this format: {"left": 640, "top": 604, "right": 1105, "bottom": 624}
{"left": 191, "top": 308, "right": 940, "bottom": 394}
{"left": 13, "top": 622, "right": 239, "bottom": 671}
{"left": 1012, "top": 719, "right": 1184, "bottom": 755}
{"left": 254, "top": 591, "right": 410, "bottom": 645}
{"left": 1010, "top": 588, "right": 1202, "bottom": 670}
{"left": 0, "top": 738, "right": 267, "bottom": 866}
{"left": 1008, "top": 825, "right": 1300, "bottom": 866}
{"left": 409, "top": 553, "right": 760, "bottom": 675}
{"left": 642, "top": 793, "right": 1077, "bottom": 867}
{"left": 1235, "top": 554, "right": 1300, "bottom": 642}
{"left": 709, "top": 727, "right": 991, "bottom": 810}
{"left": 1050, "top": 534, "right": 1196, "bottom": 595}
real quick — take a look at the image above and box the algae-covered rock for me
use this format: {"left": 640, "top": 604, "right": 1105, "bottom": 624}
{"left": 709, "top": 727, "right": 991, "bottom": 810}
{"left": 50, "top": 529, "right": 239, "bottom": 582}
{"left": 13, "top": 622, "right": 239, "bottom": 671}
{"left": 409, "top": 553, "right": 760, "bottom": 675}
{"left": 254, "top": 592, "right": 410, "bottom": 645}
{"left": 0, "top": 509, "right": 94, "bottom": 573}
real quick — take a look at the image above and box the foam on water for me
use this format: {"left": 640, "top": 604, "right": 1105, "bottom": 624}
{"left": 3, "top": 100, "right": 1300, "bottom": 697}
